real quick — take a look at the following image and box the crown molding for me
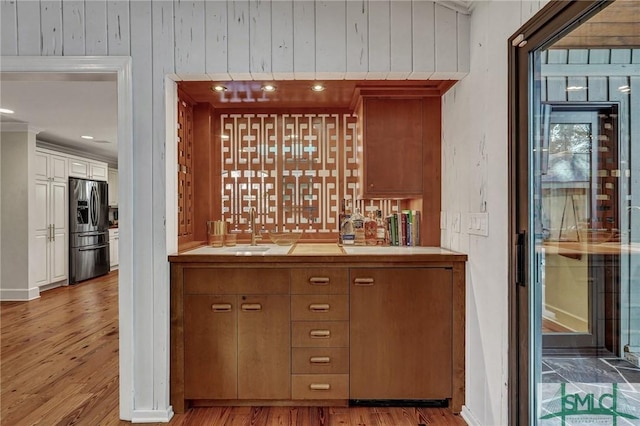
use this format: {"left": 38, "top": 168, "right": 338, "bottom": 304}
{"left": 0, "top": 122, "right": 42, "bottom": 134}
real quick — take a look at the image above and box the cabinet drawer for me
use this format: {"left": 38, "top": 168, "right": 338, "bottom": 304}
{"left": 292, "top": 347, "right": 349, "bottom": 374}
{"left": 183, "top": 268, "right": 289, "bottom": 294}
{"left": 291, "top": 295, "right": 348, "bottom": 321}
{"left": 291, "top": 268, "right": 348, "bottom": 295}
{"left": 292, "top": 321, "right": 349, "bottom": 348}
{"left": 292, "top": 374, "right": 349, "bottom": 400}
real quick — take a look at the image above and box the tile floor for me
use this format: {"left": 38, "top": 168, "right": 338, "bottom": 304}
{"left": 542, "top": 357, "right": 640, "bottom": 384}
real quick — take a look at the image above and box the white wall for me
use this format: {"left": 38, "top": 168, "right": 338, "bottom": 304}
{"left": 0, "top": 126, "right": 39, "bottom": 301}
{"left": 440, "top": 1, "right": 547, "bottom": 425}
{"left": 0, "top": 0, "right": 471, "bottom": 422}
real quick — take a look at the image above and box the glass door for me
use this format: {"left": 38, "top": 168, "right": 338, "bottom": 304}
{"left": 539, "top": 104, "right": 617, "bottom": 351}
{"left": 511, "top": 1, "right": 640, "bottom": 424}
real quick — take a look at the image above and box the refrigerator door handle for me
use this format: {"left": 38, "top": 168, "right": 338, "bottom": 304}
{"left": 78, "top": 232, "right": 104, "bottom": 237}
{"left": 79, "top": 244, "right": 109, "bottom": 251}
{"left": 91, "top": 185, "right": 98, "bottom": 227}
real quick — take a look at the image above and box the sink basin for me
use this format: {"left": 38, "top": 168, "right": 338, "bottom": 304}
{"left": 225, "top": 245, "right": 271, "bottom": 255}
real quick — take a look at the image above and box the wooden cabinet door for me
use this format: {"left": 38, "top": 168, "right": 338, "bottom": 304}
{"left": 108, "top": 168, "right": 118, "bottom": 206}
{"left": 184, "top": 295, "right": 238, "bottom": 399}
{"left": 68, "top": 159, "right": 89, "bottom": 178}
{"left": 238, "top": 295, "right": 291, "bottom": 399}
{"left": 50, "top": 181, "right": 67, "bottom": 282}
{"left": 90, "top": 162, "right": 108, "bottom": 181}
{"left": 362, "top": 98, "right": 423, "bottom": 198}
{"left": 350, "top": 267, "right": 453, "bottom": 399}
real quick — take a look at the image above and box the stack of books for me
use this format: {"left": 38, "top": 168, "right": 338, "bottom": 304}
{"left": 386, "top": 210, "right": 421, "bottom": 246}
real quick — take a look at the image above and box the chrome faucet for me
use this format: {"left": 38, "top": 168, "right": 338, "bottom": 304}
{"left": 249, "top": 206, "right": 262, "bottom": 246}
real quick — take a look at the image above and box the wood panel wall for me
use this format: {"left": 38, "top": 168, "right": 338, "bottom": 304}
{"left": 1, "top": 1, "right": 470, "bottom": 80}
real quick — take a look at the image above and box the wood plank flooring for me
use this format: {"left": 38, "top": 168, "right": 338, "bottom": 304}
{"left": 0, "top": 271, "right": 466, "bottom": 426}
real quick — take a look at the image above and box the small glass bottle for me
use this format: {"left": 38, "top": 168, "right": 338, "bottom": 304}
{"left": 340, "top": 200, "right": 355, "bottom": 245}
{"left": 376, "top": 210, "right": 387, "bottom": 246}
{"left": 352, "top": 208, "right": 365, "bottom": 246}
{"left": 364, "top": 212, "right": 378, "bottom": 246}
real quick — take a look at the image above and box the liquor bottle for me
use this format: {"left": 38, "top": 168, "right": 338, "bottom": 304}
{"left": 364, "top": 212, "right": 378, "bottom": 246}
{"left": 376, "top": 210, "right": 387, "bottom": 246}
{"left": 352, "top": 208, "right": 365, "bottom": 246}
{"left": 340, "top": 200, "right": 355, "bottom": 245}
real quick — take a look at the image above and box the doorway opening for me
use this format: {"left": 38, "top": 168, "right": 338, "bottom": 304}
{"left": 0, "top": 56, "right": 133, "bottom": 420}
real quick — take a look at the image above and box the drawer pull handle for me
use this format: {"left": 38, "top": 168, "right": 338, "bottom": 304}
{"left": 211, "top": 303, "right": 232, "bottom": 312}
{"left": 241, "top": 303, "right": 262, "bottom": 312}
{"left": 309, "top": 303, "right": 330, "bottom": 312}
{"left": 310, "top": 356, "right": 331, "bottom": 364}
{"left": 309, "top": 277, "right": 330, "bottom": 285}
{"left": 309, "top": 383, "right": 331, "bottom": 391}
{"left": 310, "top": 330, "right": 331, "bottom": 338}
{"left": 354, "top": 278, "right": 374, "bottom": 286}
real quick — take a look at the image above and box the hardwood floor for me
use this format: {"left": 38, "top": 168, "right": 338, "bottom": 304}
{"left": 0, "top": 271, "right": 466, "bottom": 425}
{"left": 542, "top": 318, "right": 573, "bottom": 333}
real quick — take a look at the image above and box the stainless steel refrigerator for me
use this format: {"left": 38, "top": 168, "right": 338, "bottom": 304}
{"left": 69, "top": 177, "right": 110, "bottom": 284}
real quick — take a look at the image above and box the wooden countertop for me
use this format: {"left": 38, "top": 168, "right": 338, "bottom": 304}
{"left": 168, "top": 243, "right": 467, "bottom": 264}
{"left": 542, "top": 241, "right": 640, "bottom": 255}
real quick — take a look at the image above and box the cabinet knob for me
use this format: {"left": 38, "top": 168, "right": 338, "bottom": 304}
{"left": 241, "top": 303, "right": 262, "bottom": 312}
{"left": 354, "top": 278, "right": 374, "bottom": 286}
{"left": 309, "top": 277, "right": 330, "bottom": 285}
{"left": 309, "top": 303, "right": 330, "bottom": 312}
{"left": 309, "top": 383, "right": 331, "bottom": 391}
{"left": 310, "top": 356, "right": 331, "bottom": 364}
{"left": 310, "top": 330, "right": 331, "bottom": 338}
{"left": 211, "top": 303, "right": 232, "bottom": 312}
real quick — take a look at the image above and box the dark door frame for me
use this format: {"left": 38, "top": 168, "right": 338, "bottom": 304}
{"left": 507, "top": 1, "right": 612, "bottom": 424}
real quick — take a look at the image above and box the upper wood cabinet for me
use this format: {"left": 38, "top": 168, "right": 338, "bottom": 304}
{"left": 360, "top": 98, "right": 424, "bottom": 198}
{"left": 357, "top": 95, "right": 441, "bottom": 200}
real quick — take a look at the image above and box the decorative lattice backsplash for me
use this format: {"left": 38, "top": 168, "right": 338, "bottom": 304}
{"left": 221, "top": 112, "right": 402, "bottom": 235}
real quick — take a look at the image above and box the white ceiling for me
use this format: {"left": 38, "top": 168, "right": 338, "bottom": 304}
{"left": 0, "top": 72, "right": 118, "bottom": 166}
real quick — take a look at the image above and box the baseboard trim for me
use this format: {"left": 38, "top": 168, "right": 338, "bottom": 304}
{"left": 39, "top": 280, "right": 66, "bottom": 292}
{"left": 461, "top": 405, "right": 481, "bottom": 426}
{"left": 131, "top": 407, "right": 174, "bottom": 423}
{"left": 0, "top": 286, "right": 40, "bottom": 301}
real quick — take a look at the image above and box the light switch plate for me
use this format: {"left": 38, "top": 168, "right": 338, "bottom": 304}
{"left": 452, "top": 212, "right": 461, "bottom": 233}
{"left": 468, "top": 212, "right": 489, "bottom": 236}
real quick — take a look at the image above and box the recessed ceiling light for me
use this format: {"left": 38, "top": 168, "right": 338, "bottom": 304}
{"left": 212, "top": 85, "right": 227, "bottom": 92}
{"left": 261, "top": 84, "right": 276, "bottom": 92}
{"left": 81, "top": 135, "right": 94, "bottom": 140}
{"left": 0, "top": 108, "right": 15, "bottom": 114}
{"left": 311, "top": 84, "right": 325, "bottom": 92}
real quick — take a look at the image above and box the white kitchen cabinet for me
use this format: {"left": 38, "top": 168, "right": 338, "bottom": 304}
{"left": 35, "top": 149, "right": 67, "bottom": 182}
{"left": 34, "top": 176, "right": 68, "bottom": 287}
{"left": 109, "top": 228, "right": 119, "bottom": 270}
{"left": 108, "top": 168, "right": 118, "bottom": 206}
{"left": 34, "top": 149, "right": 69, "bottom": 288}
{"left": 90, "top": 162, "right": 108, "bottom": 181}
{"left": 68, "top": 157, "right": 108, "bottom": 181}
